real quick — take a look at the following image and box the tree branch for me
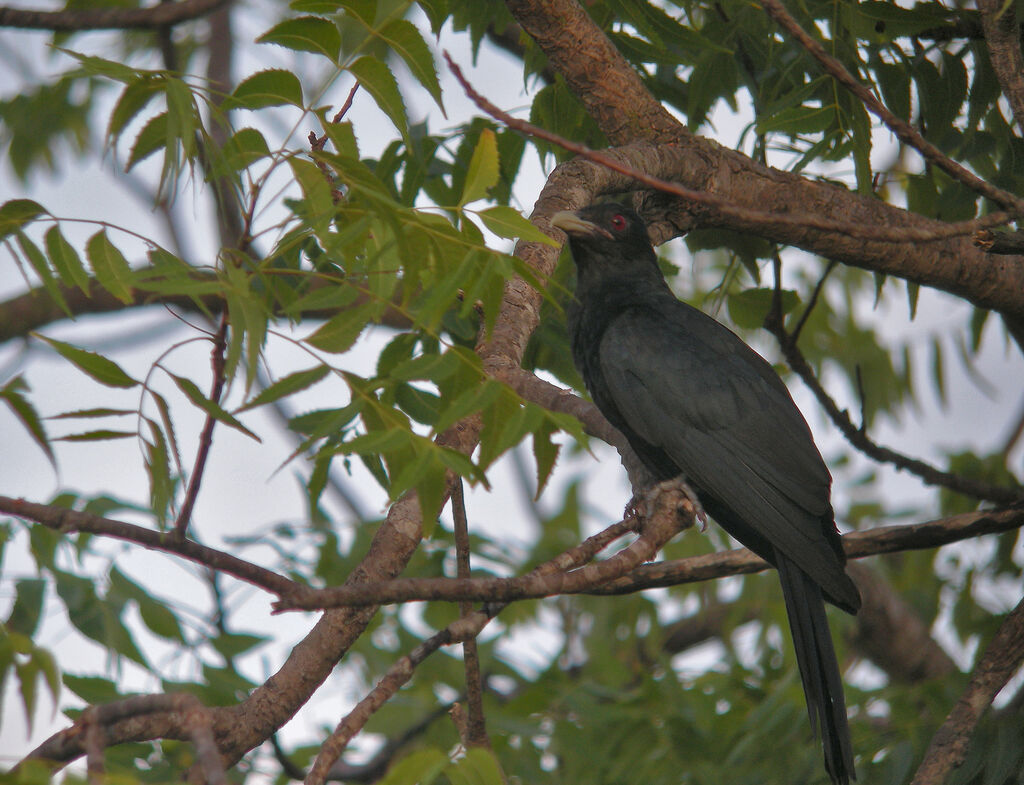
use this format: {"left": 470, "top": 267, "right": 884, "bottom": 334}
{"left": 268, "top": 507, "right": 1024, "bottom": 610}
{"left": 500, "top": 0, "right": 1024, "bottom": 323}
{"left": 910, "top": 595, "right": 1024, "bottom": 785}
{"left": 0, "top": 494, "right": 302, "bottom": 597}
{"left": 978, "top": 0, "right": 1024, "bottom": 132}
{"left": 0, "top": 0, "right": 229, "bottom": 31}
{"left": 759, "top": 0, "right": 1024, "bottom": 213}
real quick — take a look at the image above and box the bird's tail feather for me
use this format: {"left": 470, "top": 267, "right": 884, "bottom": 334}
{"left": 776, "top": 553, "right": 855, "bottom": 785}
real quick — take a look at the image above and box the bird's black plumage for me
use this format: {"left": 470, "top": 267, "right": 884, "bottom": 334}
{"left": 552, "top": 203, "right": 860, "bottom": 785}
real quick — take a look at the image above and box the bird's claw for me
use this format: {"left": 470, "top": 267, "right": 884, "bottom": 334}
{"left": 625, "top": 477, "right": 706, "bottom": 530}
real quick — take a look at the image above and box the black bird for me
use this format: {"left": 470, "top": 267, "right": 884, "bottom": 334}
{"left": 552, "top": 203, "right": 860, "bottom": 785}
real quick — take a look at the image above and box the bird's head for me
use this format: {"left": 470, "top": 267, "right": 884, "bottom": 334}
{"left": 550, "top": 203, "right": 660, "bottom": 282}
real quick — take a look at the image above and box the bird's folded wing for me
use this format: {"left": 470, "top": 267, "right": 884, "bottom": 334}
{"left": 597, "top": 307, "right": 845, "bottom": 576}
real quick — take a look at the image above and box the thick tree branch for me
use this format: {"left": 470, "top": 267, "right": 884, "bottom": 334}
{"left": 500, "top": 0, "right": 1024, "bottom": 323}
{"left": 978, "top": 0, "right": 1024, "bottom": 132}
{"left": 910, "top": 596, "right": 1024, "bottom": 785}
{"left": 0, "top": 0, "right": 229, "bottom": 31}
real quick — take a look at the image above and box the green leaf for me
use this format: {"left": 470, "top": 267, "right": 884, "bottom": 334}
{"left": 258, "top": 16, "right": 342, "bottom": 62}
{"left": 63, "top": 673, "right": 123, "bottom": 704}
{"left": 85, "top": 230, "right": 135, "bottom": 304}
{"left": 108, "top": 76, "right": 163, "bottom": 142}
{"left": 34, "top": 335, "right": 138, "bottom": 388}
{"left": 238, "top": 365, "right": 331, "bottom": 412}
{"left": 168, "top": 373, "right": 261, "bottom": 442}
{"left": 460, "top": 128, "right": 498, "bottom": 205}
{"left": 61, "top": 49, "right": 144, "bottom": 83}
{"left": 227, "top": 69, "right": 304, "bottom": 110}
{"left": 137, "top": 596, "right": 185, "bottom": 642}
{"left": 445, "top": 747, "right": 505, "bottom": 785}
{"left": 54, "top": 430, "right": 136, "bottom": 442}
{"left": 476, "top": 206, "right": 559, "bottom": 246}
{"left": 126, "top": 111, "right": 168, "bottom": 170}
{"left": 532, "top": 416, "right": 561, "bottom": 500}
{"left": 0, "top": 199, "right": 46, "bottom": 241}
{"left": 376, "top": 747, "right": 448, "bottom": 785}
{"left": 5, "top": 579, "right": 46, "bottom": 637}
{"left": 727, "top": 288, "right": 800, "bottom": 330}
{"left": 379, "top": 18, "right": 444, "bottom": 111}
{"left": 0, "top": 376, "right": 55, "bottom": 467}
{"left": 348, "top": 55, "right": 409, "bottom": 142}
{"left": 143, "top": 418, "right": 173, "bottom": 525}
{"left": 305, "top": 304, "right": 374, "bottom": 353}
{"left": 223, "top": 127, "right": 271, "bottom": 170}
{"left": 44, "top": 226, "right": 90, "bottom": 293}
{"left": 755, "top": 105, "right": 835, "bottom": 136}
{"left": 16, "top": 231, "right": 69, "bottom": 316}
{"left": 210, "top": 632, "right": 268, "bottom": 660}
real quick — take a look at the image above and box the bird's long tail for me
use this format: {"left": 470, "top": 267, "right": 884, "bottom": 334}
{"left": 776, "top": 553, "right": 855, "bottom": 785}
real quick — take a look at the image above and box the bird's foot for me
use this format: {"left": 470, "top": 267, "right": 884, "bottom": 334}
{"left": 626, "top": 477, "right": 706, "bottom": 531}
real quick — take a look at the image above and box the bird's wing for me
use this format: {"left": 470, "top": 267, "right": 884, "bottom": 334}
{"left": 597, "top": 302, "right": 846, "bottom": 584}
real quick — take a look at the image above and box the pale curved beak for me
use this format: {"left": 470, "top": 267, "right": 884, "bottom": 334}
{"left": 550, "top": 210, "right": 613, "bottom": 240}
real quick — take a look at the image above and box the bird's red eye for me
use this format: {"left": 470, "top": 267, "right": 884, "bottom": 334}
{"left": 610, "top": 214, "right": 627, "bottom": 231}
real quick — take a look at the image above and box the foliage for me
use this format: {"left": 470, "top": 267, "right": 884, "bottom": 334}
{"left": 0, "top": 0, "right": 1022, "bottom": 784}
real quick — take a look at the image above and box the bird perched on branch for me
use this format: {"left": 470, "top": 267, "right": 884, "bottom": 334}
{"left": 551, "top": 202, "right": 860, "bottom": 785}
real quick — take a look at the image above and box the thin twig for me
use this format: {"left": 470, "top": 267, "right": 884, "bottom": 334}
{"left": 173, "top": 314, "right": 228, "bottom": 537}
{"left": 765, "top": 271, "right": 1023, "bottom": 505}
{"left": 0, "top": 494, "right": 302, "bottom": 597}
{"left": 452, "top": 479, "right": 490, "bottom": 748}
{"left": 442, "top": 53, "right": 1014, "bottom": 244}
{"left": 790, "top": 260, "right": 837, "bottom": 344}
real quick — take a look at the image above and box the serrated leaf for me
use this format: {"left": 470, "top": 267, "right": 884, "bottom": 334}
{"left": 34, "top": 334, "right": 138, "bottom": 388}
{"left": 348, "top": 55, "right": 409, "bottom": 142}
{"left": 62, "top": 674, "right": 122, "bottom": 704}
{"left": 532, "top": 417, "right": 561, "bottom": 500}
{"left": 108, "top": 76, "right": 163, "bottom": 142}
{"left": 476, "top": 206, "right": 559, "bottom": 246}
{"left": 126, "top": 111, "right": 168, "bottom": 170}
{"left": 44, "top": 226, "right": 90, "bottom": 293}
{"left": 238, "top": 365, "right": 331, "bottom": 412}
{"left": 0, "top": 377, "right": 55, "bottom": 467}
{"left": 305, "top": 304, "right": 373, "bottom": 353}
{"left": 379, "top": 18, "right": 444, "bottom": 112}
{"left": 168, "top": 373, "right": 261, "bottom": 442}
{"left": 223, "top": 127, "right": 271, "bottom": 170}
{"left": 227, "top": 69, "right": 304, "bottom": 110}
{"left": 86, "top": 230, "right": 135, "bottom": 304}
{"left": 143, "top": 418, "right": 173, "bottom": 525}
{"left": 0, "top": 199, "right": 46, "bottom": 241}
{"left": 460, "top": 128, "right": 498, "bottom": 206}
{"left": 61, "top": 49, "right": 143, "bottom": 83}
{"left": 49, "top": 407, "right": 134, "bottom": 419}
{"left": 16, "top": 231, "right": 69, "bottom": 316}
{"left": 54, "top": 429, "right": 136, "bottom": 442}
{"left": 258, "top": 16, "right": 341, "bottom": 62}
